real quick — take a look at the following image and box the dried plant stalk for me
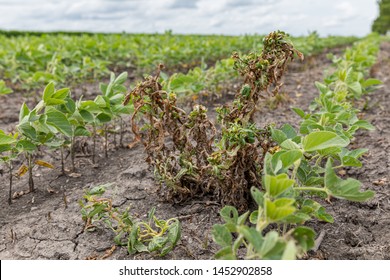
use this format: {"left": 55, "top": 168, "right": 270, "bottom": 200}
{"left": 124, "top": 31, "right": 302, "bottom": 210}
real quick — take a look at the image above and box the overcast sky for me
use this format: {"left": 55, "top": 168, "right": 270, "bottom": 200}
{"left": 0, "top": 0, "right": 379, "bottom": 36}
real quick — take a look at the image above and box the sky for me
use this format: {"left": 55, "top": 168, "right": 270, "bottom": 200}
{"left": 0, "top": 0, "right": 379, "bottom": 36}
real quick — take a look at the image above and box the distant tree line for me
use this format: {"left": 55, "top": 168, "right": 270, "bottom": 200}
{"left": 372, "top": 0, "right": 390, "bottom": 34}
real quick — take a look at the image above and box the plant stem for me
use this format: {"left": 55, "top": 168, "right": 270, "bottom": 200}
{"left": 295, "top": 186, "right": 328, "bottom": 195}
{"left": 104, "top": 125, "right": 108, "bottom": 158}
{"left": 60, "top": 146, "right": 65, "bottom": 174}
{"left": 27, "top": 153, "right": 34, "bottom": 192}
{"left": 70, "top": 136, "right": 76, "bottom": 172}
{"left": 113, "top": 123, "right": 117, "bottom": 148}
{"left": 282, "top": 223, "right": 287, "bottom": 235}
{"left": 315, "top": 156, "right": 323, "bottom": 167}
{"left": 291, "top": 161, "right": 300, "bottom": 181}
{"left": 8, "top": 162, "right": 13, "bottom": 205}
{"left": 92, "top": 125, "right": 96, "bottom": 164}
{"left": 119, "top": 117, "right": 124, "bottom": 147}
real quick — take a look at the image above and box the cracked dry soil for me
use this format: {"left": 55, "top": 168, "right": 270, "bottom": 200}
{"left": 0, "top": 43, "right": 389, "bottom": 260}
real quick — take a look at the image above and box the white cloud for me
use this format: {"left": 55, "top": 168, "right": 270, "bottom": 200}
{"left": 0, "top": 0, "right": 380, "bottom": 36}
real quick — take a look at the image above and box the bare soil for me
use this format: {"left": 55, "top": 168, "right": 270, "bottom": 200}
{"left": 0, "top": 43, "right": 389, "bottom": 260}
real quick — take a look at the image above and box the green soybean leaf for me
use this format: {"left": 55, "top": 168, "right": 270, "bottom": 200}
{"left": 348, "top": 81, "right": 362, "bottom": 96}
{"left": 0, "top": 80, "right": 12, "bottom": 95}
{"left": 112, "top": 104, "right": 133, "bottom": 115}
{"left": 74, "top": 126, "right": 91, "bottom": 137}
{"left": 19, "top": 103, "right": 30, "bottom": 123}
{"left": 237, "top": 211, "right": 250, "bottom": 226}
{"left": 17, "top": 122, "right": 37, "bottom": 140}
{"left": 0, "top": 144, "right": 12, "bottom": 153}
{"left": 80, "top": 100, "right": 100, "bottom": 111}
{"left": 113, "top": 232, "right": 126, "bottom": 246}
{"left": 16, "top": 139, "right": 37, "bottom": 152}
{"left": 282, "top": 240, "right": 297, "bottom": 260}
{"left": 0, "top": 132, "right": 16, "bottom": 145}
{"left": 95, "top": 95, "right": 107, "bottom": 107}
{"left": 325, "top": 159, "right": 375, "bottom": 202}
{"left": 87, "top": 204, "right": 106, "bottom": 218}
{"left": 134, "top": 241, "right": 148, "bottom": 253}
{"left": 42, "top": 82, "right": 55, "bottom": 102}
{"left": 292, "top": 107, "right": 306, "bottom": 118}
{"left": 79, "top": 109, "right": 94, "bottom": 123}
{"left": 270, "top": 127, "right": 287, "bottom": 144}
{"left": 317, "top": 146, "right": 342, "bottom": 156}
{"left": 292, "top": 226, "right": 316, "bottom": 252}
{"left": 167, "top": 220, "right": 181, "bottom": 247}
{"left": 265, "top": 198, "right": 296, "bottom": 222}
{"left": 99, "top": 83, "right": 108, "bottom": 95}
{"left": 281, "top": 124, "right": 298, "bottom": 138}
{"left": 65, "top": 98, "right": 76, "bottom": 114}
{"left": 315, "top": 207, "right": 334, "bottom": 223}
{"left": 88, "top": 185, "right": 106, "bottom": 195}
{"left": 214, "top": 246, "right": 235, "bottom": 260}
{"left": 45, "top": 98, "right": 66, "bottom": 106}
{"left": 284, "top": 212, "right": 311, "bottom": 224}
{"left": 212, "top": 224, "right": 232, "bottom": 247}
{"left": 115, "top": 72, "right": 128, "bottom": 85}
{"left": 96, "top": 113, "right": 112, "bottom": 123}
{"left": 280, "top": 139, "right": 300, "bottom": 150}
{"left": 250, "top": 187, "right": 264, "bottom": 207}
{"left": 315, "top": 81, "right": 329, "bottom": 94}
{"left": 265, "top": 174, "right": 295, "bottom": 197}
{"left": 303, "top": 131, "right": 349, "bottom": 152}
{"left": 148, "top": 236, "right": 167, "bottom": 252}
{"left": 53, "top": 88, "right": 70, "bottom": 99}
{"left": 110, "top": 93, "right": 125, "bottom": 104}
{"left": 362, "top": 78, "right": 382, "bottom": 88}
{"left": 279, "top": 149, "right": 302, "bottom": 169}
{"left": 237, "top": 226, "right": 264, "bottom": 252}
{"left": 260, "top": 231, "right": 279, "bottom": 256}
{"left": 46, "top": 108, "right": 72, "bottom": 137}
{"left": 128, "top": 223, "right": 140, "bottom": 254}
{"left": 342, "top": 156, "right": 363, "bottom": 167}
{"left": 220, "top": 206, "right": 238, "bottom": 224}
{"left": 249, "top": 210, "right": 258, "bottom": 224}
{"left": 352, "top": 120, "right": 375, "bottom": 130}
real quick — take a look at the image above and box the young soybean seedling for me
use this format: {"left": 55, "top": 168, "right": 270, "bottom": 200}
{"left": 16, "top": 83, "right": 72, "bottom": 190}
{"left": 98, "top": 72, "right": 132, "bottom": 156}
{"left": 0, "top": 130, "right": 18, "bottom": 204}
{"left": 0, "top": 80, "right": 13, "bottom": 95}
{"left": 80, "top": 185, "right": 181, "bottom": 257}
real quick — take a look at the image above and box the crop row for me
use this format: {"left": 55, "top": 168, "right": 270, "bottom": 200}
{"left": 0, "top": 32, "right": 382, "bottom": 259}
{"left": 121, "top": 32, "right": 381, "bottom": 258}
{"left": 0, "top": 31, "right": 357, "bottom": 93}
{"left": 0, "top": 71, "right": 132, "bottom": 201}
{"left": 212, "top": 33, "right": 382, "bottom": 259}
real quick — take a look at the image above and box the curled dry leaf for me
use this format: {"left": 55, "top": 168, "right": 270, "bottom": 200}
{"left": 35, "top": 160, "right": 55, "bottom": 169}
{"left": 16, "top": 165, "right": 28, "bottom": 177}
{"left": 373, "top": 178, "right": 388, "bottom": 186}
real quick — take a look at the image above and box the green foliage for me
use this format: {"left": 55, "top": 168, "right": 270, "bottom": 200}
{"left": 372, "top": 0, "right": 390, "bottom": 34}
{"left": 212, "top": 33, "right": 379, "bottom": 260}
{"left": 0, "top": 69, "right": 131, "bottom": 190}
{"left": 0, "top": 130, "right": 19, "bottom": 204}
{"left": 0, "top": 80, "right": 12, "bottom": 95}
{"left": 0, "top": 31, "right": 357, "bottom": 92}
{"left": 212, "top": 188, "right": 317, "bottom": 260}
{"left": 80, "top": 185, "right": 181, "bottom": 257}
{"left": 0, "top": 30, "right": 379, "bottom": 260}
